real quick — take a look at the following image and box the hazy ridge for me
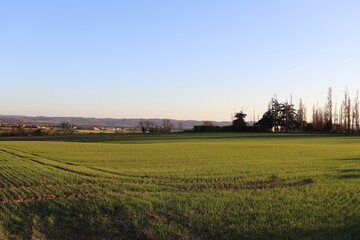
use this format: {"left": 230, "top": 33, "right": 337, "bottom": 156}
{"left": 0, "top": 115, "right": 231, "bottom": 129}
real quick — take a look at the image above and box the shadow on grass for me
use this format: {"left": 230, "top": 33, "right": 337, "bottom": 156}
{"left": 337, "top": 168, "right": 360, "bottom": 179}
{"left": 2, "top": 196, "right": 359, "bottom": 240}
{"left": 2, "top": 197, "right": 148, "bottom": 240}
{"left": 336, "top": 157, "right": 360, "bottom": 161}
{"left": 299, "top": 217, "right": 360, "bottom": 240}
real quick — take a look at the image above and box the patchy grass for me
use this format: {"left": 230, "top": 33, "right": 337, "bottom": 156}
{"left": 0, "top": 133, "right": 359, "bottom": 239}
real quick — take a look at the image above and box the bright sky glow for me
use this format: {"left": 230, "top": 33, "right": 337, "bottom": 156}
{"left": 1, "top": 0, "right": 360, "bottom": 121}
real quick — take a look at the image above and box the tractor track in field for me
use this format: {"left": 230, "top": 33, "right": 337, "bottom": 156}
{"left": 86, "top": 167, "right": 149, "bottom": 180}
{"left": 86, "top": 167, "right": 247, "bottom": 184}
{"left": 0, "top": 179, "right": 176, "bottom": 193}
{"left": 0, "top": 182, "right": 98, "bottom": 192}
{"left": 0, "top": 178, "right": 316, "bottom": 205}
{"left": 0, "top": 148, "right": 99, "bottom": 178}
{"left": 152, "top": 176, "right": 244, "bottom": 184}
{"left": 0, "top": 190, "right": 118, "bottom": 204}
{"left": 0, "top": 147, "right": 316, "bottom": 201}
{"left": 1, "top": 147, "right": 246, "bottom": 187}
{"left": 175, "top": 178, "right": 315, "bottom": 191}
{"left": 2, "top": 147, "right": 248, "bottom": 185}
{"left": 1, "top": 148, "right": 167, "bottom": 182}
{"left": 0, "top": 188, "right": 147, "bottom": 205}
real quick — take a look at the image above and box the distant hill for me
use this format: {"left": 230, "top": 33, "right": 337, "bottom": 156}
{"left": 0, "top": 115, "right": 231, "bottom": 129}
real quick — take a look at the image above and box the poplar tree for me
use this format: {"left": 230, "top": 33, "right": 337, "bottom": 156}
{"left": 297, "top": 99, "right": 306, "bottom": 132}
{"left": 355, "top": 91, "right": 360, "bottom": 132}
{"left": 325, "top": 87, "right": 333, "bottom": 131}
{"left": 342, "top": 87, "right": 351, "bottom": 133}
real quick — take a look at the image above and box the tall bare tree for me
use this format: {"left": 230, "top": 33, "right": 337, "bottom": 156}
{"left": 352, "top": 105, "right": 356, "bottom": 132}
{"left": 139, "top": 121, "right": 146, "bottom": 133}
{"left": 339, "top": 105, "right": 344, "bottom": 133}
{"left": 162, "top": 119, "right": 174, "bottom": 133}
{"left": 297, "top": 99, "right": 306, "bottom": 132}
{"left": 325, "top": 87, "right": 333, "bottom": 131}
{"left": 342, "top": 87, "right": 351, "bottom": 133}
{"left": 347, "top": 96, "right": 351, "bottom": 132}
{"left": 312, "top": 103, "right": 324, "bottom": 132}
{"left": 354, "top": 91, "right": 360, "bottom": 132}
{"left": 333, "top": 103, "right": 339, "bottom": 132}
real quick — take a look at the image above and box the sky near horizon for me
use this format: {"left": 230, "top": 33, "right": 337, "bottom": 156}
{"left": 1, "top": 1, "right": 360, "bottom": 121}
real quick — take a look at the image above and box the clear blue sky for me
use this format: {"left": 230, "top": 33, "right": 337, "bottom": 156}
{"left": 1, "top": 0, "right": 360, "bottom": 121}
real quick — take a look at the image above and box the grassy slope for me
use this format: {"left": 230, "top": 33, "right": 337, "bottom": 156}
{"left": 0, "top": 133, "right": 359, "bottom": 239}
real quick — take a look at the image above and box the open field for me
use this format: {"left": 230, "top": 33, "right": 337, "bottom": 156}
{"left": 0, "top": 133, "right": 359, "bottom": 239}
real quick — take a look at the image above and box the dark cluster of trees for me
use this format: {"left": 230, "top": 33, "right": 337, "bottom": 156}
{"left": 255, "top": 87, "right": 360, "bottom": 133}
{"left": 255, "top": 98, "right": 303, "bottom": 132}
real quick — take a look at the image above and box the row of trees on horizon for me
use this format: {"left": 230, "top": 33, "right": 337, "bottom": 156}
{"left": 234, "top": 86, "right": 360, "bottom": 133}
{"left": 139, "top": 119, "right": 176, "bottom": 133}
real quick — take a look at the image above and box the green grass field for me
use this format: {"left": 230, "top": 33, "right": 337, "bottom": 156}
{"left": 0, "top": 133, "right": 359, "bottom": 239}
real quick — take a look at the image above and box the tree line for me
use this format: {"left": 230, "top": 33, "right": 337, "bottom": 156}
{"left": 254, "top": 86, "right": 360, "bottom": 133}
{"left": 139, "top": 119, "right": 176, "bottom": 133}
{"left": 195, "top": 86, "right": 360, "bottom": 133}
